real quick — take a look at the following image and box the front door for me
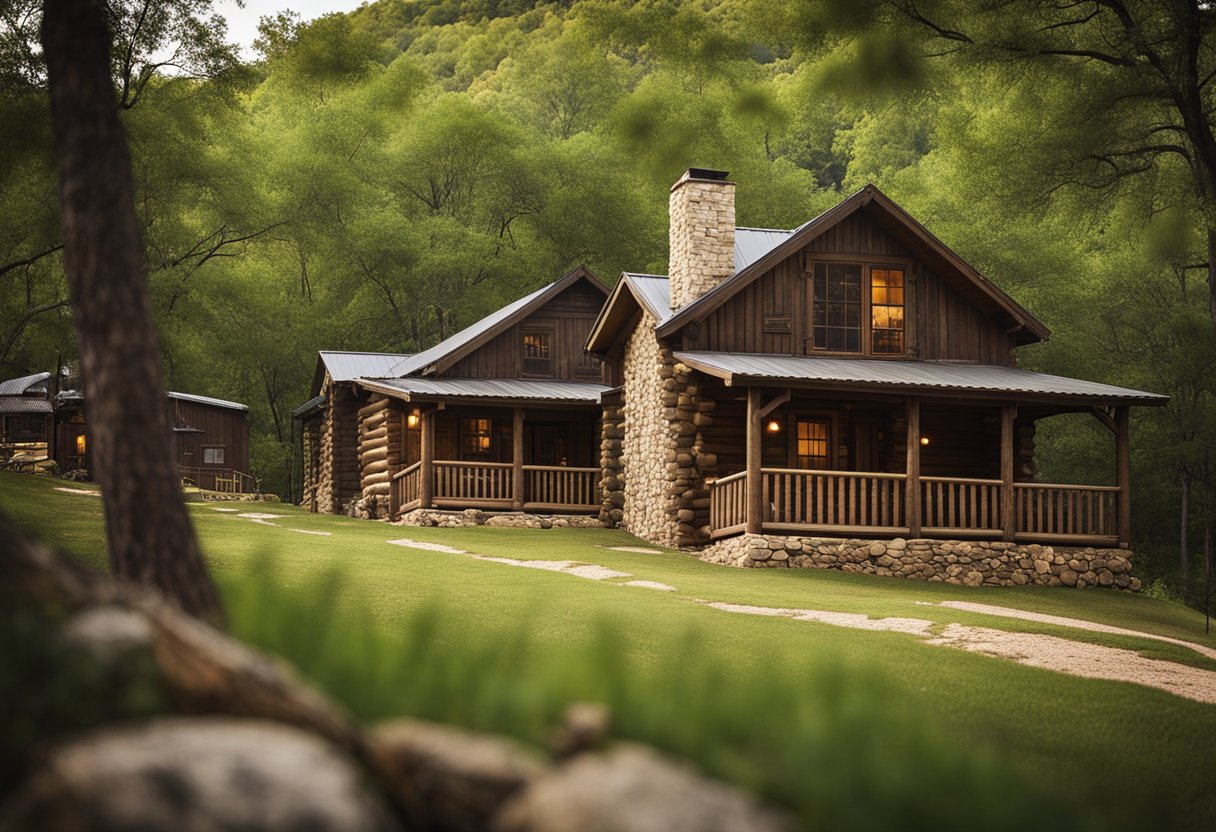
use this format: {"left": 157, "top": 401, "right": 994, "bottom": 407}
{"left": 528, "top": 423, "right": 569, "bottom": 467}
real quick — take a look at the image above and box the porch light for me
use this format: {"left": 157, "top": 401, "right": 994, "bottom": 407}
{"left": 407, "top": 411, "right": 420, "bottom": 429}
{"left": 766, "top": 418, "right": 782, "bottom": 433}
{"left": 75, "top": 434, "right": 86, "bottom": 455}
{"left": 920, "top": 436, "right": 930, "bottom": 446}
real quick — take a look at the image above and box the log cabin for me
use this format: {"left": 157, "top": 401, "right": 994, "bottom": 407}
{"left": 295, "top": 265, "right": 610, "bottom": 519}
{"left": 586, "top": 169, "right": 1167, "bottom": 584}
{"left": 0, "top": 371, "right": 252, "bottom": 491}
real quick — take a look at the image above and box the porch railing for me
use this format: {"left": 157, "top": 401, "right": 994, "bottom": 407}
{"left": 523, "top": 465, "right": 599, "bottom": 512}
{"left": 391, "top": 460, "right": 600, "bottom": 516}
{"left": 1014, "top": 482, "right": 1118, "bottom": 542}
{"left": 179, "top": 465, "right": 257, "bottom": 494}
{"left": 922, "top": 476, "right": 1002, "bottom": 538}
{"left": 763, "top": 469, "right": 907, "bottom": 536}
{"left": 709, "top": 468, "right": 1120, "bottom": 545}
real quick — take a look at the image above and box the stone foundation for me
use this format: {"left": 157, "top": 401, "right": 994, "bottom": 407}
{"left": 701, "top": 535, "right": 1139, "bottom": 590}
{"left": 396, "top": 508, "right": 604, "bottom": 529}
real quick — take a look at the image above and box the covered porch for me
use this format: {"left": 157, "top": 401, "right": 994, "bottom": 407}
{"left": 357, "top": 377, "right": 606, "bottom": 518}
{"left": 679, "top": 353, "right": 1167, "bottom": 548}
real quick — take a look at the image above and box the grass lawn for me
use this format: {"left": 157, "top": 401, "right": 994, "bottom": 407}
{"left": 4, "top": 470, "right": 1215, "bottom": 830}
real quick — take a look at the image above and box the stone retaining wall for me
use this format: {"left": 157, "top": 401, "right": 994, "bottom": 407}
{"left": 397, "top": 508, "right": 604, "bottom": 529}
{"left": 701, "top": 534, "right": 1139, "bottom": 590}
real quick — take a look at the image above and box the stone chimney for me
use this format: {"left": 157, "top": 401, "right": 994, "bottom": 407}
{"left": 668, "top": 168, "right": 735, "bottom": 310}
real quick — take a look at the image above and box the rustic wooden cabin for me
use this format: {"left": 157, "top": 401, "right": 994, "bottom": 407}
{"left": 0, "top": 372, "right": 53, "bottom": 445}
{"left": 0, "top": 371, "right": 251, "bottom": 490}
{"left": 54, "top": 390, "right": 252, "bottom": 491}
{"left": 587, "top": 169, "right": 1167, "bottom": 555}
{"left": 344, "top": 265, "right": 611, "bottom": 520}
{"left": 294, "top": 351, "right": 411, "bottom": 513}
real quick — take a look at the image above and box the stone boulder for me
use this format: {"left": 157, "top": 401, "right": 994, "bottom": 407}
{"left": 494, "top": 744, "right": 789, "bottom": 832}
{"left": 0, "top": 718, "right": 399, "bottom": 832}
{"left": 367, "top": 718, "right": 547, "bottom": 832}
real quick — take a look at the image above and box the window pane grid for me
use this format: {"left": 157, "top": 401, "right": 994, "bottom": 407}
{"left": 796, "top": 419, "right": 830, "bottom": 469}
{"left": 812, "top": 263, "right": 862, "bottom": 353}
{"left": 870, "top": 267, "right": 905, "bottom": 355}
{"left": 461, "top": 418, "right": 493, "bottom": 458}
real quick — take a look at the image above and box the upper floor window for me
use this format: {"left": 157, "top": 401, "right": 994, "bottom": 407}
{"left": 810, "top": 261, "right": 906, "bottom": 356}
{"left": 522, "top": 328, "right": 553, "bottom": 376}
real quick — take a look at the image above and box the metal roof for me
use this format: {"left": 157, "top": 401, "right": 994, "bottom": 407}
{"left": 385, "top": 266, "right": 607, "bottom": 378}
{"left": 622, "top": 273, "right": 676, "bottom": 323}
{"left": 0, "top": 372, "right": 50, "bottom": 396}
{"left": 167, "top": 391, "right": 249, "bottom": 412}
{"left": 734, "top": 228, "right": 792, "bottom": 272}
{"left": 319, "top": 351, "right": 412, "bottom": 384}
{"left": 358, "top": 377, "right": 608, "bottom": 404}
{"left": 672, "top": 352, "right": 1168, "bottom": 405}
{"left": 292, "top": 394, "right": 327, "bottom": 419}
{"left": 0, "top": 397, "right": 52, "bottom": 414}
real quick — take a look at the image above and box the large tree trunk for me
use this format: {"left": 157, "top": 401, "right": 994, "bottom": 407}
{"left": 41, "top": 0, "right": 221, "bottom": 619}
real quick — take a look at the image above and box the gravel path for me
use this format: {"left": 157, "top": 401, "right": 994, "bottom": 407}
{"left": 929, "top": 600, "right": 1216, "bottom": 662}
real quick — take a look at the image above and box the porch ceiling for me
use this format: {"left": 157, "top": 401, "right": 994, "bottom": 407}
{"left": 356, "top": 376, "right": 609, "bottom": 406}
{"left": 673, "top": 351, "right": 1168, "bottom": 407}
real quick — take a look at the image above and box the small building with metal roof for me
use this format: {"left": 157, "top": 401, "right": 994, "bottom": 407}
{"left": 295, "top": 265, "right": 611, "bottom": 519}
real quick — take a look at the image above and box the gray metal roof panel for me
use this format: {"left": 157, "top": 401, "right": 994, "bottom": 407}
{"left": 734, "top": 228, "right": 793, "bottom": 272}
{"left": 167, "top": 391, "right": 249, "bottom": 412}
{"left": 359, "top": 377, "right": 609, "bottom": 403}
{"left": 291, "top": 394, "right": 327, "bottom": 419}
{"left": 319, "top": 351, "right": 412, "bottom": 383}
{"left": 0, "top": 372, "right": 50, "bottom": 396}
{"left": 622, "top": 273, "right": 675, "bottom": 324}
{"left": 0, "top": 397, "right": 52, "bottom": 414}
{"left": 673, "top": 352, "right": 1167, "bottom": 403}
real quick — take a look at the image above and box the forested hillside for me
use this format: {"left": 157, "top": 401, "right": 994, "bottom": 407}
{"left": 2, "top": 0, "right": 1213, "bottom": 600}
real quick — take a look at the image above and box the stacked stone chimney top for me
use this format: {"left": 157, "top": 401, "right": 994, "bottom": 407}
{"left": 668, "top": 167, "right": 736, "bottom": 311}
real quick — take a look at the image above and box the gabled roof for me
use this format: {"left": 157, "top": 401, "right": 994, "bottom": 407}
{"left": 0, "top": 371, "right": 50, "bottom": 396}
{"left": 585, "top": 273, "right": 673, "bottom": 353}
{"left": 167, "top": 391, "right": 249, "bottom": 412}
{"left": 734, "top": 228, "right": 793, "bottom": 271}
{"left": 313, "top": 351, "right": 413, "bottom": 396}
{"left": 386, "top": 264, "right": 608, "bottom": 378}
{"left": 673, "top": 351, "right": 1166, "bottom": 406}
{"left": 657, "top": 185, "right": 1050, "bottom": 344}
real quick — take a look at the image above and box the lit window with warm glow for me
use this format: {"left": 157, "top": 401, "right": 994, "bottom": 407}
{"left": 795, "top": 419, "right": 830, "bottom": 470}
{"left": 522, "top": 329, "right": 553, "bottom": 376}
{"left": 462, "top": 418, "right": 493, "bottom": 458}
{"left": 870, "top": 268, "right": 905, "bottom": 355}
{"left": 75, "top": 434, "right": 86, "bottom": 455}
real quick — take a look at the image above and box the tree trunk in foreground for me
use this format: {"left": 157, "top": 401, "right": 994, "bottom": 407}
{"left": 41, "top": 0, "right": 221, "bottom": 620}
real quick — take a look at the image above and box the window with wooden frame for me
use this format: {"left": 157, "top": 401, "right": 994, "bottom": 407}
{"left": 809, "top": 260, "right": 907, "bottom": 357}
{"left": 461, "top": 418, "right": 493, "bottom": 458}
{"left": 522, "top": 327, "right": 553, "bottom": 376}
{"left": 202, "top": 446, "right": 225, "bottom": 465}
{"left": 575, "top": 348, "right": 600, "bottom": 377}
{"left": 795, "top": 418, "right": 832, "bottom": 470}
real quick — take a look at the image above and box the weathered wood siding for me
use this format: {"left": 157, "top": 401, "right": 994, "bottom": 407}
{"left": 444, "top": 282, "right": 605, "bottom": 380}
{"left": 169, "top": 398, "right": 249, "bottom": 486}
{"left": 690, "top": 209, "right": 1016, "bottom": 364}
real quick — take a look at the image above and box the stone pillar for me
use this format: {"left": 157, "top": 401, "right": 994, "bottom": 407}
{"left": 599, "top": 392, "right": 625, "bottom": 527}
{"left": 668, "top": 168, "right": 736, "bottom": 310}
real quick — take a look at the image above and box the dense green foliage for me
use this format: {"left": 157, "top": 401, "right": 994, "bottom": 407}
{"left": 5, "top": 470, "right": 1216, "bottom": 831}
{"left": 1, "top": 0, "right": 1214, "bottom": 600}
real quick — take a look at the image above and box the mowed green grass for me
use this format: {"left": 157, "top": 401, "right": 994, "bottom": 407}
{"left": 4, "top": 470, "right": 1216, "bottom": 830}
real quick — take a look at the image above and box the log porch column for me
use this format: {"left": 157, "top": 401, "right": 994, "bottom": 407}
{"left": 746, "top": 386, "right": 763, "bottom": 534}
{"left": 1115, "top": 405, "right": 1130, "bottom": 548}
{"left": 905, "top": 397, "right": 921, "bottom": 537}
{"left": 512, "top": 407, "right": 524, "bottom": 510}
{"left": 420, "top": 406, "right": 434, "bottom": 510}
{"left": 1000, "top": 403, "right": 1016, "bottom": 542}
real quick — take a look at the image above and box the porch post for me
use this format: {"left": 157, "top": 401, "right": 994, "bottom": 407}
{"left": 905, "top": 397, "right": 921, "bottom": 537}
{"left": 1000, "top": 404, "right": 1016, "bottom": 542}
{"left": 420, "top": 406, "right": 434, "bottom": 509}
{"left": 512, "top": 407, "right": 524, "bottom": 510}
{"left": 1115, "top": 405, "right": 1130, "bottom": 548}
{"left": 746, "top": 386, "right": 763, "bottom": 534}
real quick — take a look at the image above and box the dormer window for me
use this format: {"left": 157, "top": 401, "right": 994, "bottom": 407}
{"left": 810, "top": 261, "right": 906, "bottom": 356}
{"left": 522, "top": 328, "right": 553, "bottom": 376}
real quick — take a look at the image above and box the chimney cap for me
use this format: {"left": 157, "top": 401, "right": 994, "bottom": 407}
{"left": 673, "top": 167, "right": 733, "bottom": 190}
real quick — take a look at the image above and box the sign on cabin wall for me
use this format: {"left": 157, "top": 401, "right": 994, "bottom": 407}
{"left": 763, "top": 315, "right": 791, "bottom": 334}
